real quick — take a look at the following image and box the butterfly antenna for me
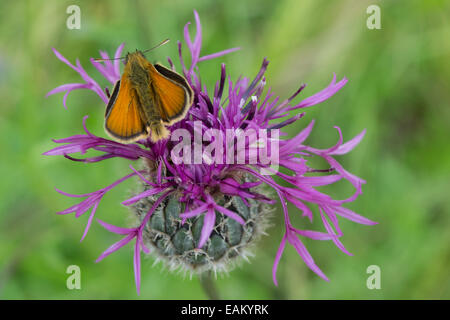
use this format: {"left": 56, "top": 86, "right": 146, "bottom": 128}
{"left": 94, "top": 55, "right": 126, "bottom": 62}
{"left": 94, "top": 39, "right": 170, "bottom": 62}
{"left": 141, "top": 39, "right": 170, "bottom": 54}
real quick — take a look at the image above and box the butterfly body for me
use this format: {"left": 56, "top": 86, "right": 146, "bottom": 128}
{"left": 104, "top": 50, "right": 193, "bottom": 143}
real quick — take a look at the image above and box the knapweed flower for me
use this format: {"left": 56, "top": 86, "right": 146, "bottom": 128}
{"left": 45, "top": 10, "right": 376, "bottom": 295}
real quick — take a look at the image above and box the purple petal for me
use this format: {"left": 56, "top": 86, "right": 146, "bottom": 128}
{"left": 46, "top": 83, "right": 89, "bottom": 98}
{"left": 268, "top": 112, "right": 305, "bottom": 129}
{"left": 180, "top": 203, "right": 208, "bottom": 219}
{"left": 54, "top": 187, "right": 93, "bottom": 198}
{"left": 129, "top": 165, "right": 156, "bottom": 186}
{"left": 291, "top": 228, "right": 338, "bottom": 240}
{"left": 90, "top": 58, "right": 117, "bottom": 84}
{"left": 134, "top": 237, "right": 141, "bottom": 295}
{"left": 95, "top": 233, "right": 135, "bottom": 263}
{"left": 325, "top": 126, "right": 344, "bottom": 154}
{"left": 52, "top": 48, "right": 77, "bottom": 71}
{"left": 198, "top": 208, "right": 216, "bottom": 248}
{"left": 330, "top": 129, "right": 366, "bottom": 155}
{"left": 114, "top": 43, "right": 125, "bottom": 77}
{"left": 319, "top": 208, "right": 352, "bottom": 256}
{"left": 80, "top": 201, "right": 99, "bottom": 242}
{"left": 333, "top": 205, "right": 378, "bottom": 225}
{"left": 193, "top": 10, "right": 202, "bottom": 59}
{"left": 198, "top": 47, "right": 240, "bottom": 62}
{"left": 183, "top": 22, "right": 194, "bottom": 57}
{"left": 74, "top": 196, "right": 98, "bottom": 218}
{"left": 272, "top": 234, "right": 287, "bottom": 286}
{"left": 284, "top": 194, "right": 313, "bottom": 221}
{"left": 56, "top": 202, "right": 85, "bottom": 215}
{"left": 97, "top": 219, "right": 137, "bottom": 235}
{"left": 322, "top": 155, "right": 366, "bottom": 190}
{"left": 140, "top": 189, "right": 174, "bottom": 227}
{"left": 290, "top": 74, "right": 347, "bottom": 110}
{"left": 242, "top": 58, "right": 269, "bottom": 102}
{"left": 296, "top": 175, "right": 343, "bottom": 186}
{"left": 121, "top": 187, "right": 168, "bottom": 206}
{"left": 214, "top": 204, "right": 245, "bottom": 225}
{"left": 280, "top": 120, "right": 315, "bottom": 154}
{"left": 287, "top": 232, "right": 329, "bottom": 281}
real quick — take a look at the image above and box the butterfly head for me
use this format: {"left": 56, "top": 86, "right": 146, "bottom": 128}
{"left": 124, "top": 50, "right": 147, "bottom": 66}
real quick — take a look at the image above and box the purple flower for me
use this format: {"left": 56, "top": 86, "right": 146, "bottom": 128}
{"left": 45, "top": 10, "right": 376, "bottom": 295}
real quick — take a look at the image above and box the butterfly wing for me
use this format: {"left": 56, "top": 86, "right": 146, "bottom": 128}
{"left": 150, "top": 63, "right": 193, "bottom": 125}
{"left": 104, "top": 75, "right": 148, "bottom": 143}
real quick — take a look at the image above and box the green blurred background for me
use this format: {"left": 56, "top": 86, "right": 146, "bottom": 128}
{"left": 0, "top": 0, "right": 449, "bottom": 299}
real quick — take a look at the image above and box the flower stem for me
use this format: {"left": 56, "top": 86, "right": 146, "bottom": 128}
{"left": 200, "top": 271, "right": 220, "bottom": 300}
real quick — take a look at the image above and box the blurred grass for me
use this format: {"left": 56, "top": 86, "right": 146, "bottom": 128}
{"left": 0, "top": 0, "right": 449, "bottom": 299}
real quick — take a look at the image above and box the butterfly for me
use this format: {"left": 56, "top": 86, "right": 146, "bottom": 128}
{"left": 103, "top": 41, "right": 193, "bottom": 143}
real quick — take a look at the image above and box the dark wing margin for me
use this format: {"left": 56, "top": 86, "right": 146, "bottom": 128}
{"left": 105, "top": 80, "right": 121, "bottom": 117}
{"left": 154, "top": 63, "right": 194, "bottom": 110}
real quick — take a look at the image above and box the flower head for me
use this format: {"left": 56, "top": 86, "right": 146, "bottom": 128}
{"left": 45, "top": 10, "right": 376, "bottom": 295}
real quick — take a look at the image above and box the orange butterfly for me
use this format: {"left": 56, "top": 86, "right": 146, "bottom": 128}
{"left": 104, "top": 41, "right": 193, "bottom": 143}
